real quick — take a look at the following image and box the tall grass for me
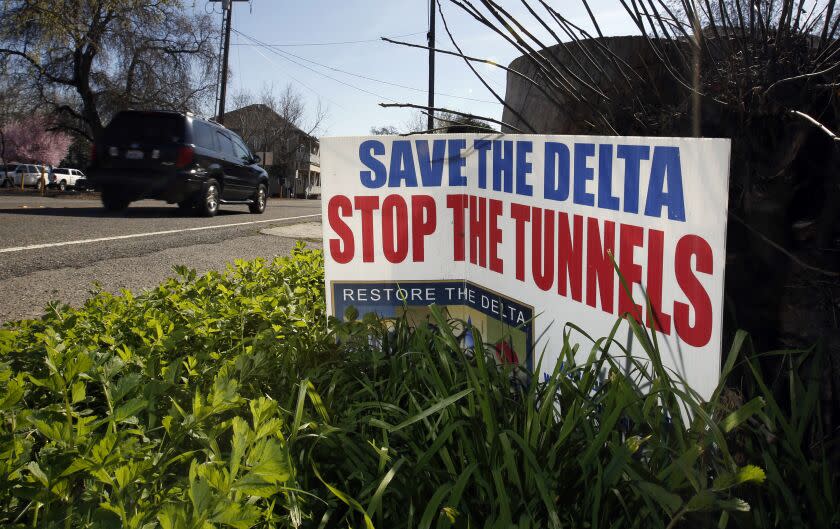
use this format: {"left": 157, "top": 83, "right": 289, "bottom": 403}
{"left": 290, "top": 307, "right": 837, "bottom": 529}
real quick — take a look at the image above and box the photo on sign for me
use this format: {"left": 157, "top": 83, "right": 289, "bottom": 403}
{"left": 331, "top": 280, "right": 534, "bottom": 369}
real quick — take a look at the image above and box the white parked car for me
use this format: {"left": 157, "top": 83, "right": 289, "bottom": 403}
{"left": 305, "top": 173, "right": 321, "bottom": 199}
{"left": 0, "top": 164, "right": 18, "bottom": 186}
{"left": 49, "top": 168, "right": 87, "bottom": 191}
{"left": 11, "top": 164, "right": 49, "bottom": 187}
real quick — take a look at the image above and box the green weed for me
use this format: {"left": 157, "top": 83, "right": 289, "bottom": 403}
{"left": 0, "top": 245, "right": 835, "bottom": 528}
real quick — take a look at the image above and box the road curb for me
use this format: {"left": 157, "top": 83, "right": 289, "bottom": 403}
{"left": 260, "top": 221, "right": 322, "bottom": 240}
{"left": 259, "top": 214, "right": 321, "bottom": 228}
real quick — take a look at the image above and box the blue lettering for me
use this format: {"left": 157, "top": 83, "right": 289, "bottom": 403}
{"left": 597, "top": 144, "right": 619, "bottom": 211}
{"left": 573, "top": 143, "right": 595, "bottom": 207}
{"left": 493, "top": 140, "right": 513, "bottom": 192}
{"left": 475, "top": 139, "right": 491, "bottom": 189}
{"left": 448, "top": 139, "right": 467, "bottom": 186}
{"left": 617, "top": 145, "right": 650, "bottom": 214}
{"left": 388, "top": 140, "right": 418, "bottom": 187}
{"left": 645, "top": 146, "right": 686, "bottom": 221}
{"left": 544, "top": 142, "right": 570, "bottom": 201}
{"left": 359, "top": 140, "right": 386, "bottom": 188}
{"left": 415, "top": 139, "right": 446, "bottom": 187}
{"left": 515, "top": 141, "right": 533, "bottom": 196}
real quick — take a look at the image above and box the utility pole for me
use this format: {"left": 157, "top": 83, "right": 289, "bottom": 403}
{"left": 211, "top": 0, "right": 249, "bottom": 125}
{"left": 427, "top": 0, "right": 436, "bottom": 131}
{"left": 218, "top": 3, "right": 233, "bottom": 125}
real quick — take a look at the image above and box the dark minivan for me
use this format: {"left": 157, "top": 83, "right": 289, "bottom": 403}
{"left": 88, "top": 110, "right": 269, "bottom": 216}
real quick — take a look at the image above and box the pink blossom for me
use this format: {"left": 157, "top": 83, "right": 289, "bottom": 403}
{"left": 1, "top": 115, "right": 73, "bottom": 166}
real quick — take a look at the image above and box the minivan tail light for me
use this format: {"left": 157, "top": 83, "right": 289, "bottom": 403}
{"left": 176, "top": 146, "right": 194, "bottom": 168}
{"left": 90, "top": 143, "right": 97, "bottom": 162}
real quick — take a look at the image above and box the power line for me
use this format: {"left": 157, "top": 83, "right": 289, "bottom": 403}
{"left": 228, "top": 31, "right": 426, "bottom": 47}
{"left": 234, "top": 30, "right": 399, "bottom": 102}
{"left": 233, "top": 28, "right": 498, "bottom": 104}
{"left": 247, "top": 43, "right": 346, "bottom": 109}
{"left": 237, "top": 30, "right": 399, "bottom": 103}
{"left": 241, "top": 32, "right": 388, "bottom": 108}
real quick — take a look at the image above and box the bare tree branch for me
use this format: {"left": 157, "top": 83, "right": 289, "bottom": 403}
{"left": 380, "top": 103, "right": 525, "bottom": 132}
{"left": 435, "top": 0, "right": 536, "bottom": 133}
{"left": 789, "top": 109, "right": 840, "bottom": 142}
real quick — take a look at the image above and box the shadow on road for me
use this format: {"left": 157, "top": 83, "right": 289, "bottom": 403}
{"left": 0, "top": 206, "right": 245, "bottom": 218}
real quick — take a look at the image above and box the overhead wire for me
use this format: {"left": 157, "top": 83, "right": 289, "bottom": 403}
{"left": 233, "top": 28, "right": 498, "bottom": 104}
{"left": 247, "top": 42, "right": 347, "bottom": 109}
{"left": 234, "top": 29, "right": 403, "bottom": 103}
{"left": 229, "top": 31, "right": 427, "bottom": 47}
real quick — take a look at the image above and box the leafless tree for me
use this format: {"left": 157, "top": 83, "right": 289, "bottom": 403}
{"left": 0, "top": 1, "right": 219, "bottom": 142}
{"left": 404, "top": 111, "right": 429, "bottom": 133}
{"left": 226, "top": 83, "right": 326, "bottom": 172}
{"left": 374, "top": 109, "right": 497, "bottom": 135}
{"left": 370, "top": 125, "right": 401, "bottom": 135}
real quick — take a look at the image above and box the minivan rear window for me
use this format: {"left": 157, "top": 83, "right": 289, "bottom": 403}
{"left": 216, "top": 132, "right": 237, "bottom": 160}
{"left": 105, "top": 112, "right": 185, "bottom": 143}
{"left": 193, "top": 121, "right": 218, "bottom": 151}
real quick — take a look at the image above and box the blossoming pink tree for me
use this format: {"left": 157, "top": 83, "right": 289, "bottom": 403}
{"left": 1, "top": 116, "right": 72, "bottom": 190}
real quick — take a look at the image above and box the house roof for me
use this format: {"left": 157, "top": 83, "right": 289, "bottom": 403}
{"left": 219, "top": 104, "right": 318, "bottom": 142}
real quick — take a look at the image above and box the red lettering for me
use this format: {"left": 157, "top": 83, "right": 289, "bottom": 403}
{"left": 586, "top": 218, "right": 615, "bottom": 314}
{"left": 511, "top": 203, "right": 530, "bottom": 282}
{"left": 558, "top": 213, "right": 583, "bottom": 302}
{"left": 618, "top": 223, "right": 644, "bottom": 323}
{"left": 646, "top": 229, "right": 671, "bottom": 333}
{"left": 674, "top": 235, "right": 713, "bottom": 347}
{"left": 411, "top": 195, "right": 436, "bottom": 262}
{"left": 489, "top": 199, "right": 504, "bottom": 273}
{"left": 469, "top": 195, "right": 487, "bottom": 267}
{"left": 328, "top": 195, "right": 354, "bottom": 264}
{"left": 382, "top": 195, "right": 408, "bottom": 263}
{"left": 354, "top": 196, "right": 379, "bottom": 263}
{"left": 446, "top": 194, "right": 467, "bottom": 261}
{"left": 532, "top": 207, "right": 554, "bottom": 291}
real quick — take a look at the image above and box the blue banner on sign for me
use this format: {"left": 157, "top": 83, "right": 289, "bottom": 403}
{"left": 331, "top": 280, "right": 534, "bottom": 369}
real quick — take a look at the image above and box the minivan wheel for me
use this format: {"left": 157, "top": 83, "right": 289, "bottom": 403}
{"left": 249, "top": 183, "right": 267, "bottom": 214}
{"left": 101, "top": 187, "right": 130, "bottom": 212}
{"left": 58, "top": 180, "right": 67, "bottom": 192}
{"left": 198, "top": 179, "right": 220, "bottom": 217}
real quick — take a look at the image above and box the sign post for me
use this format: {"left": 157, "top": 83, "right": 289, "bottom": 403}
{"left": 321, "top": 134, "right": 731, "bottom": 400}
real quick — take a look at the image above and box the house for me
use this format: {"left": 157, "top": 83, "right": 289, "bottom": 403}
{"left": 219, "top": 103, "right": 320, "bottom": 198}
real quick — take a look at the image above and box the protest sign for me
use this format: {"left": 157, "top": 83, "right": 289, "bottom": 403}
{"left": 321, "top": 134, "right": 731, "bottom": 399}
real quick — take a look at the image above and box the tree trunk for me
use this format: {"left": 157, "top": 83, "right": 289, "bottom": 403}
{"left": 74, "top": 45, "right": 103, "bottom": 143}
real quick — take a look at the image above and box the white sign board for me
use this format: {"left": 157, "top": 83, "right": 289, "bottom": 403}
{"left": 321, "top": 134, "right": 731, "bottom": 400}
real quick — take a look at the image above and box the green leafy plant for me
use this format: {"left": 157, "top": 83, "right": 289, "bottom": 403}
{"left": 0, "top": 244, "right": 835, "bottom": 528}
{"left": 0, "top": 243, "right": 327, "bottom": 528}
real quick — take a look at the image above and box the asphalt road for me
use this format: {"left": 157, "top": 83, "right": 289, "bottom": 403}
{"left": 0, "top": 192, "right": 322, "bottom": 323}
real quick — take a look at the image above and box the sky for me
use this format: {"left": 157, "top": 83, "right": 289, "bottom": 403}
{"left": 197, "top": 1, "right": 636, "bottom": 137}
